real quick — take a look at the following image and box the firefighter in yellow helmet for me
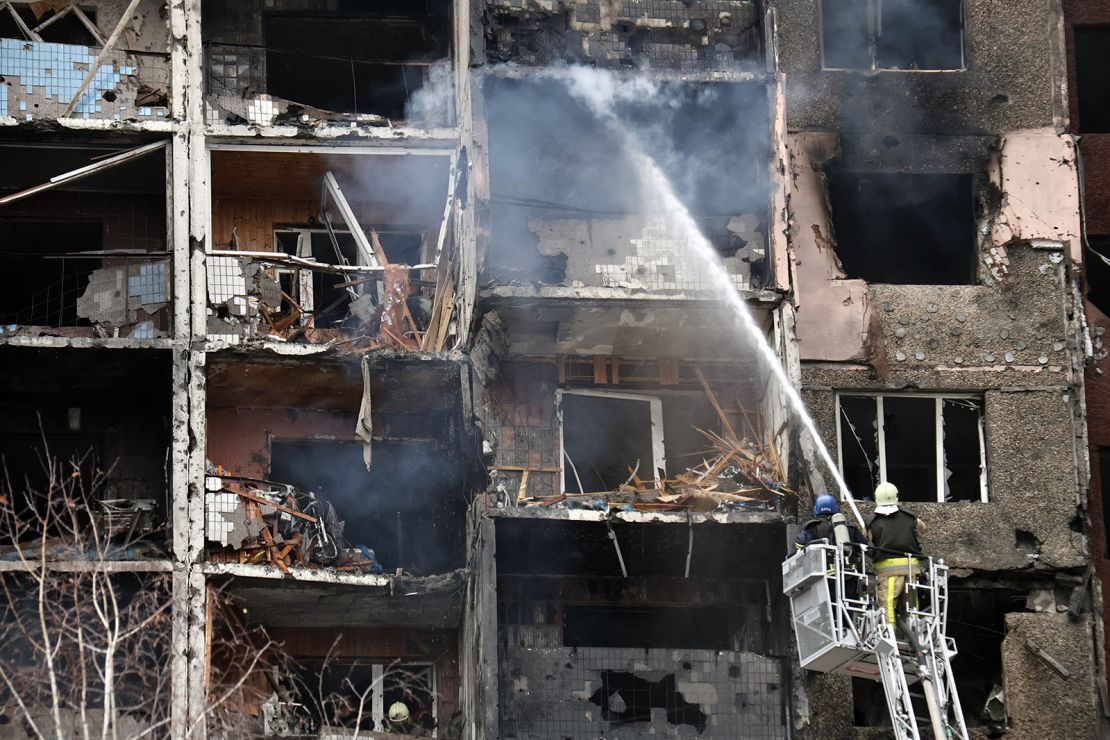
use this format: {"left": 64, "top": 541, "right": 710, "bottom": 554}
{"left": 866, "top": 482, "right": 927, "bottom": 627}
{"left": 385, "top": 701, "right": 411, "bottom": 733}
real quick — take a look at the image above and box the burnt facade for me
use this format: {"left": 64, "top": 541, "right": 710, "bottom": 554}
{"left": 0, "top": 0, "right": 1105, "bottom": 738}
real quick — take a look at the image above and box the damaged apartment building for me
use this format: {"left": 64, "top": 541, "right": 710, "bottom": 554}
{"left": 0, "top": 0, "right": 1107, "bottom": 738}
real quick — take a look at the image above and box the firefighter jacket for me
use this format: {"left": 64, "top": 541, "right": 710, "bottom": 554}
{"left": 866, "top": 509, "right": 924, "bottom": 558}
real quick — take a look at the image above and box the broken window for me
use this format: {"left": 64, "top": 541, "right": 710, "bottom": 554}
{"left": 560, "top": 391, "right": 665, "bottom": 493}
{"left": 484, "top": 78, "right": 770, "bottom": 288}
{"left": 267, "top": 439, "right": 467, "bottom": 576}
{"left": 1074, "top": 26, "right": 1110, "bottom": 134}
{"left": 828, "top": 172, "right": 976, "bottom": 285}
{"left": 822, "top": 0, "right": 964, "bottom": 71}
{"left": 207, "top": 148, "right": 455, "bottom": 350}
{"left": 0, "top": 219, "right": 102, "bottom": 326}
{"left": 273, "top": 228, "right": 425, "bottom": 328}
{"left": 837, "top": 394, "right": 987, "bottom": 502}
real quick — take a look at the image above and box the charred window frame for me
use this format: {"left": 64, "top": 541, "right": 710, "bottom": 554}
{"left": 836, "top": 393, "right": 987, "bottom": 503}
{"left": 557, "top": 390, "right": 666, "bottom": 495}
{"left": 820, "top": 0, "right": 965, "bottom": 72}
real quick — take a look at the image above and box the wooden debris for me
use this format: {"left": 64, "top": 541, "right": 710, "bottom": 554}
{"left": 525, "top": 425, "right": 793, "bottom": 513}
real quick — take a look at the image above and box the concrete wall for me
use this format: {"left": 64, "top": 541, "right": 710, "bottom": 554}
{"left": 786, "top": 130, "right": 1082, "bottom": 362}
{"left": 772, "top": 0, "right": 1063, "bottom": 133}
{"left": 1001, "top": 613, "right": 1099, "bottom": 739}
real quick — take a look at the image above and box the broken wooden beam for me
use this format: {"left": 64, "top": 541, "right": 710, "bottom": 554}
{"left": 694, "top": 368, "right": 739, "bottom": 442}
{"left": 227, "top": 485, "right": 318, "bottom": 523}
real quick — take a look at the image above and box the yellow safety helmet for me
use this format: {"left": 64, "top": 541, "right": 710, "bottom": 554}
{"left": 874, "top": 482, "right": 899, "bottom": 506}
{"left": 388, "top": 701, "right": 410, "bottom": 723}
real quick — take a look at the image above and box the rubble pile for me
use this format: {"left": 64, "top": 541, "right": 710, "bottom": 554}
{"left": 205, "top": 475, "right": 382, "bottom": 574}
{"left": 526, "top": 429, "right": 792, "bottom": 513}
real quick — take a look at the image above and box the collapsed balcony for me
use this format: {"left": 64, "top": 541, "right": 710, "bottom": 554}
{"left": 202, "top": 0, "right": 453, "bottom": 128}
{"left": 0, "top": 140, "right": 171, "bottom": 340}
{"left": 0, "top": 0, "right": 171, "bottom": 122}
{"left": 206, "top": 147, "right": 459, "bottom": 352}
{"left": 0, "top": 346, "right": 172, "bottom": 560}
{"left": 204, "top": 354, "right": 482, "bottom": 578}
{"left": 491, "top": 516, "right": 789, "bottom": 738}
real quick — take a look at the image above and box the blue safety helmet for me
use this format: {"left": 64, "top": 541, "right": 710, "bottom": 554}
{"left": 813, "top": 494, "right": 839, "bottom": 516}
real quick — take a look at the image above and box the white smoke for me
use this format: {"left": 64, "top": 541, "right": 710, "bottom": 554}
{"left": 405, "top": 61, "right": 455, "bottom": 124}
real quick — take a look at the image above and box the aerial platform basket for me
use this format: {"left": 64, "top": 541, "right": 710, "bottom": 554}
{"left": 783, "top": 543, "right": 968, "bottom": 740}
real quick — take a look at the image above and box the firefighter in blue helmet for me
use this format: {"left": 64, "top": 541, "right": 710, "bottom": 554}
{"left": 795, "top": 494, "right": 867, "bottom": 551}
{"left": 795, "top": 494, "right": 868, "bottom": 606}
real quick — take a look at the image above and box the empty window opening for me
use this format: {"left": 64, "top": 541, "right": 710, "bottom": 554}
{"left": 1074, "top": 26, "right": 1110, "bottom": 134}
{"left": 0, "top": 348, "right": 172, "bottom": 547}
{"left": 0, "top": 220, "right": 101, "bottom": 326}
{"left": 838, "top": 394, "right": 987, "bottom": 502}
{"left": 564, "top": 606, "right": 731, "bottom": 650}
{"left": 828, "top": 172, "right": 976, "bottom": 285}
{"left": 268, "top": 439, "right": 465, "bottom": 575}
{"left": 822, "top": 0, "right": 963, "bottom": 71}
{"left": 262, "top": 6, "right": 450, "bottom": 119}
{"left": 0, "top": 3, "right": 99, "bottom": 44}
{"left": 560, "top": 391, "right": 665, "bottom": 494}
{"left": 1086, "top": 236, "right": 1110, "bottom": 317}
{"left": 589, "top": 672, "right": 707, "bottom": 733}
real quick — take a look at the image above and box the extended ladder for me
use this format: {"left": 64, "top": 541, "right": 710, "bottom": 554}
{"left": 782, "top": 544, "right": 969, "bottom": 740}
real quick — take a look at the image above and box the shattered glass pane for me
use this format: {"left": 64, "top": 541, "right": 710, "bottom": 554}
{"left": 942, "top": 398, "right": 984, "bottom": 502}
{"left": 839, "top": 395, "right": 879, "bottom": 499}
